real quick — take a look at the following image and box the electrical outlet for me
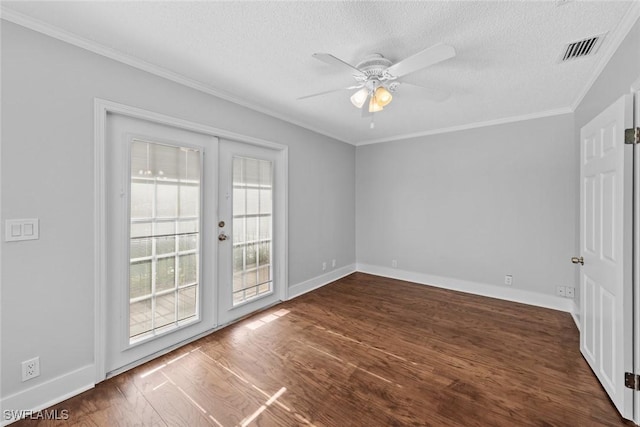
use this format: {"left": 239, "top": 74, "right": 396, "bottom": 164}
{"left": 566, "top": 287, "right": 575, "bottom": 298}
{"left": 504, "top": 275, "right": 513, "bottom": 286}
{"left": 22, "top": 357, "right": 40, "bottom": 382}
{"left": 556, "top": 286, "right": 566, "bottom": 297}
{"left": 331, "top": 259, "right": 336, "bottom": 268}
{"left": 322, "top": 262, "right": 326, "bottom": 271}
{"left": 391, "top": 260, "right": 397, "bottom": 268}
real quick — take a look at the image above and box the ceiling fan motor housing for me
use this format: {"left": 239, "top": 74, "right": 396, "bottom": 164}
{"left": 354, "top": 54, "right": 398, "bottom": 91}
{"left": 356, "top": 53, "right": 393, "bottom": 74}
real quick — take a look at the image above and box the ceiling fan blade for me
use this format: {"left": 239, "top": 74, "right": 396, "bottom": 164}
{"left": 297, "top": 85, "right": 362, "bottom": 100}
{"left": 312, "top": 53, "right": 365, "bottom": 76}
{"left": 386, "top": 43, "right": 455, "bottom": 77}
{"left": 400, "top": 82, "right": 451, "bottom": 102}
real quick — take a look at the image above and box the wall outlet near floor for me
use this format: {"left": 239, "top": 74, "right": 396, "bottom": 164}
{"left": 504, "top": 275, "right": 513, "bottom": 286}
{"left": 331, "top": 259, "right": 336, "bottom": 268}
{"left": 22, "top": 357, "right": 40, "bottom": 382}
{"left": 322, "top": 262, "right": 327, "bottom": 271}
{"left": 391, "top": 260, "right": 397, "bottom": 268}
{"left": 556, "top": 286, "right": 574, "bottom": 299}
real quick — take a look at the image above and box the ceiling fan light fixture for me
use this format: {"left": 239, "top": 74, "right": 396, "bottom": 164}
{"left": 369, "top": 95, "right": 384, "bottom": 113}
{"left": 350, "top": 87, "right": 369, "bottom": 108}
{"left": 374, "top": 86, "right": 392, "bottom": 107}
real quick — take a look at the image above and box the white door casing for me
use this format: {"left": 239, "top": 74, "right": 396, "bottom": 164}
{"left": 633, "top": 89, "right": 640, "bottom": 425}
{"left": 579, "top": 94, "right": 633, "bottom": 420}
{"left": 105, "top": 112, "right": 218, "bottom": 375}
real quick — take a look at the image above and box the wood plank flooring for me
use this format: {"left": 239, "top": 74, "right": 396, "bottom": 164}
{"left": 12, "top": 273, "right": 632, "bottom": 426}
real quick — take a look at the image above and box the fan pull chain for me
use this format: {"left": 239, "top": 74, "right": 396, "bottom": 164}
{"left": 370, "top": 115, "right": 375, "bottom": 129}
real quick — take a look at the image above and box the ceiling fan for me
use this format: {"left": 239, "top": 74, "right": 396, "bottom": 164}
{"left": 299, "top": 43, "right": 456, "bottom": 117}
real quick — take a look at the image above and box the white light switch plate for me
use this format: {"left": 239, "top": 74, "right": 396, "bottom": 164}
{"left": 5, "top": 219, "right": 39, "bottom": 242}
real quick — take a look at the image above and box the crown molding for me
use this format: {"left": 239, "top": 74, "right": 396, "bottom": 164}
{"left": 1, "top": 3, "right": 636, "bottom": 148}
{"left": 0, "top": 7, "right": 354, "bottom": 146}
{"left": 355, "top": 107, "right": 574, "bottom": 146}
{"left": 570, "top": 1, "right": 640, "bottom": 111}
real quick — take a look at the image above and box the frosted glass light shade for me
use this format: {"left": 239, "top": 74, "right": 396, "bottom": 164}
{"left": 350, "top": 87, "right": 369, "bottom": 108}
{"left": 374, "top": 87, "right": 392, "bottom": 107}
{"left": 369, "top": 96, "right": 384, "bottom": 112}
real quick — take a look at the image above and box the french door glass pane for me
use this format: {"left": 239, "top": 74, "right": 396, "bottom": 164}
{"left": 129, "top": 140, "right": 201, "bottom": 343}
{"left": 232, "top": 156, "right": 273, "bottom": 306}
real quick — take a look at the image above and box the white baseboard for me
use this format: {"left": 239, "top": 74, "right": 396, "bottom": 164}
{"left": 1, "top": 262, "right": 574, "bottom": 426}
{"left": 287, "top": 263, "right": 356, "bottom": 300}
{"left": 356, "top": 263, "right": 574, "bottom": 313}
{"left": 1, "top": 364, "right": 95, "bottom": 426}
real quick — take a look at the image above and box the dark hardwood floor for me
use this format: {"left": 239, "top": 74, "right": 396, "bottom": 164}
{"left": 13, "top": 273, "right": 631, "bottom": 426}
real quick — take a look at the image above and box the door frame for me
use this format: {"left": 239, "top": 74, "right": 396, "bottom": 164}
{"left": 94, "top": 98, "right": 288, "bottom": 382}
{"left": 632, "top": 87, "right": 640, "bottom": 425}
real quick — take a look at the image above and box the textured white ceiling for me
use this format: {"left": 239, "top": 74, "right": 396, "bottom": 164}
{"left": 2, "top": 1, "right": 637, "bottom": 145}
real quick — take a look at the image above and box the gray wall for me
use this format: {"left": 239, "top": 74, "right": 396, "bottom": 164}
{"left": 356, "top": 17, "right": 640, "bottom": 314}
{"left": 1, "top": 22, "right": 355, "bottom": 398}
{"left": 356, "top": 114, "right": 576, "bottom": 297}
{"left": 2, "top": 9, "right": 638, "bottom": 411}
{"left": 572, "top": 17, "right": 640, "bottom": 312}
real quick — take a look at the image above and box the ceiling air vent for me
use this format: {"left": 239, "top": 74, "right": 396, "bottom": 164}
{"left": 560, "top": 34, "right": 606, "bottom": 62}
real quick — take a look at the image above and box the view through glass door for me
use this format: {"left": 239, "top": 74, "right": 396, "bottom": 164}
{"left": 105, "top": 113, "right": 218, "bottom": 375}
{"left": 218, "top": 140, "right": 285, "bottom": 325}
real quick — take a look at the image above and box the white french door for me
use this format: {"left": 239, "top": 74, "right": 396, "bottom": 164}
{"left": 105, "top": 113, "right": 218, "bottom": 375}
{"left": 217, "top": 140, "right": 286, "bottom": 325}
{"left": 578, "top": 94, "right": 634, "bottom": 420}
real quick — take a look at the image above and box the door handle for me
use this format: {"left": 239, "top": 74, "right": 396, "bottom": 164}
{"left": 571, "top": 256, "right": 584, "bottom": 265}
{"left": 218, "top": 233, "right": 229, "bottom": 241}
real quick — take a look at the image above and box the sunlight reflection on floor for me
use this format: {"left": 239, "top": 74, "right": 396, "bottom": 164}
{"left": 246, "top": 309, "right": 290, "bottom": 330}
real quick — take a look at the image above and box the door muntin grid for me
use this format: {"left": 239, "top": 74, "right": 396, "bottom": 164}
{"left": 231, "top": 156, "right": 273, "bottom": 306}
{"left": 128, "top": 140, "right": 202, "bottom": 343}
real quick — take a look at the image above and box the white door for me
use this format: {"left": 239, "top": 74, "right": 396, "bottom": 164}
{"left": 579, "top": 94, "right": 634, "bottom": 420}
{"left": 105, "top": 113, "right": 218, "bottom": 375}
{"left": 217, "top": 140, "right": 286, "bottom": 325}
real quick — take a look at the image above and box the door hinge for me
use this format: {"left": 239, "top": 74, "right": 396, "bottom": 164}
{"left": 625, "top": 372, "right": 640, "bottom": 390}
{"left": 625, "top": 127, "right": 640, "bottom": 144}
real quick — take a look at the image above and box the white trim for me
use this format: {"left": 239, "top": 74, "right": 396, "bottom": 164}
{"left": 0, "top": 12, "right": 5, "bottom": 423}
{"left": 356, "top": 263, "right": 574, "bottom": 313}
{"left": 0, "top": 7, "right": 351, "bottom": 146}
{"left": 94, "top": 98, "right": 289, "bottom": 382}
{"left": 0, "top": 365, "right": 94, "bottom": 426}
{"left": 280, "top": 148, "right": 290, "bottom": 302}
{"left": 355, "top": 108, "right": 573, "bottom": 146}
{"left": 3, "top": 4, "right": 637, "bottom": 147}
{"left": 93, "top": 100, "right": 107, "bottom": 383}
{"left": 287, "top": 264, "right": 356, "bottom": 300}
{"left": 571, "top": 301, "right": 581, "bottom": 332}
{"left": 570, "top": 2, "right": 640, "bottom": 111}
{"left": 96, "top": 99, "right": 287, "bottom": 151}
{"left": 631, "top": 75, "right": 640, "bottom": 92}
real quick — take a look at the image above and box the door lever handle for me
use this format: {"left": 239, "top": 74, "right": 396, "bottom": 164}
{"left": 571, "top": 256, "right": 584, "bottom": 266}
